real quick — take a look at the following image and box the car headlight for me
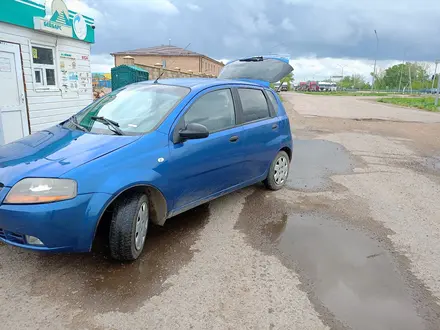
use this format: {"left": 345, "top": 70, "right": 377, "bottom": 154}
{"left": 4, "top": 178, "right": 77, "bottom": 204}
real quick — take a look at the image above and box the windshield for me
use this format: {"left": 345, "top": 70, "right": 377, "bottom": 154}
{"left": 69, "top": 84, "right": 189, "bottom": 135}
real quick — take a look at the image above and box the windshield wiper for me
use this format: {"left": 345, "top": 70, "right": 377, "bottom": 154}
{"left": 69, "top": 116, "right": 88, "bottom": 132}
{"left": 91, "top": 116, "right": 125, "bottom": 135}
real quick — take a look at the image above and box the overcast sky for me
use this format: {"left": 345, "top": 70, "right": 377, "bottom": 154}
{"left": 64, "top": 0, "right": 440, "bottom": 81}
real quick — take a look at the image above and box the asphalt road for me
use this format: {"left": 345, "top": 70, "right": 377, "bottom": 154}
{"left": 1, "top": 92, "right": 440, "bottom": 329}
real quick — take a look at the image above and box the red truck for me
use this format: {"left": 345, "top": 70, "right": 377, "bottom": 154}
{"left": 308, "top": 81, "right": 319, "bottom": 92}
{"left": 297, "top": 81, "right": 319, "bottom": 91}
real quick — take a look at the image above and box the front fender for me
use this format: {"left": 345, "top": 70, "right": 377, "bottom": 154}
{"left": 61, "top": 132, "right": 172, "bottom": 210}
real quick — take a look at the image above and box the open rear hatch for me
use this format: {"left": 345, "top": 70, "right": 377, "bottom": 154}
{"left": 218, "top": 56, "right": 293, "bottom": 85}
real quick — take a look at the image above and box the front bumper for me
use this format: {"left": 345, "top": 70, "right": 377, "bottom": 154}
{"left": 0, "top": 187, "right": 111, "bottom": 252}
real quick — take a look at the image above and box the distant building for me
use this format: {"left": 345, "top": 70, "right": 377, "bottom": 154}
{"left": 111, "top": 45, "right": 224, "bottom": 77}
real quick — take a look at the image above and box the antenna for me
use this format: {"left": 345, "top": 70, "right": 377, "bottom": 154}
{"left": 154, "top": 42, "right": 192, "bottom": 84}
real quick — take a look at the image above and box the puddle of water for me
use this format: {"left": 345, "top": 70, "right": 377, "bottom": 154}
{"left": 414, "top": 156, "right": 440, "bottom": 172}
{"left": 272, "top": 211, "right": 424, "bottom": 330}
{"left": 287, "top": 139, "right": 355, "bottom": 191}
{"left": 28, "top": 204, "right": 210, "bottom": 312}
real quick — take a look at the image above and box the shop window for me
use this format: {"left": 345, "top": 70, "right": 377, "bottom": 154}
{"left": 46, "top": 69, "right": 55, "bottom": 85}
{"left": 34, "top": 68, "right": 43, "bottom": 85}
{"left": 32, "top": 45, "right": 57, "bottom": 87}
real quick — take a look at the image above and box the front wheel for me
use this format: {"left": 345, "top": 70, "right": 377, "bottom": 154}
{"left": 264, "top": 151, "right": 290, "bottom": 190}
{"left": 109, "top": 193, "right": 149, "bottom": 261}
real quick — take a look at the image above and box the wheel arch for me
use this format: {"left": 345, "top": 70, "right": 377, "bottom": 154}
{"left": 92, "top": 184, "right": 168, "bottom": 249}
{"left": 280, "top": 146, "right": 292, "bottom": 160}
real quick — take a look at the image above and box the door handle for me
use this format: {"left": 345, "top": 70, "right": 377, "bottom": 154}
{"left": 229, "top": 135, "right": 239, "bottom": 142}
{"left": 272, "top": 124, "right": 278, "bottom": 130}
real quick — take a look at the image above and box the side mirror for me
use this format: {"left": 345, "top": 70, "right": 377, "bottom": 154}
{"left": 179, "top": 123, "right": 209, "bottom": 141}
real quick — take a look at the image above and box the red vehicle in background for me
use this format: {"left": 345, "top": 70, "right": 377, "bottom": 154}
{"left": 308, "top": 81, "right": 319, "bottom": 91}
{"left": 298, "top": 82, "right": 308, "bottom": 91}
{"left": 297, "top": 81, "right": 320, "bottom": 92}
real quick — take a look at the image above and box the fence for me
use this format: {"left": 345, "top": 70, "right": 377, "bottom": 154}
{"left": 133, "top": 62, "right": 216, "bottom": 80}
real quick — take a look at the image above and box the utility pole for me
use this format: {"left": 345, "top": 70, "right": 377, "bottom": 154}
{"left": 371, "top": 29, "right": 379, "bottom": 90}
{"left": 398, "top": 62, "right": 403, "bottom": 93}
{"left": 432, "top": 60, "right": 439, "bottom": 91}
{"left": 436, "top": 61, "right": 440, "bottom": 107}
{"left": 398, "top": 49, "right": 408, "bottom": 93}
{"left": 408, "top": 63, "right": 412, "bottom": 94}
{"left": 337, "top": 64, "right": 347, "bottom": 78}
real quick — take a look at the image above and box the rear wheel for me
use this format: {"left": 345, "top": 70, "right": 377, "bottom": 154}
{"left": 109, "top": 193, "right": 149, "bottom": 261}
{"left": 264, "top": 151, "right": 290, "bottom": 190}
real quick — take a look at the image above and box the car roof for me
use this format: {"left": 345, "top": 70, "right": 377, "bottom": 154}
{"left": 137, "top": 77, "right": 264, "bottom": 91}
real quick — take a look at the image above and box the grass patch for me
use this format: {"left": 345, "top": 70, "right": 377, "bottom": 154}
{"left": 299, "top": 91, "right": 389, "bottom": 96}
{"left": 377, "top": 97, "right": 439, "bottom": 112}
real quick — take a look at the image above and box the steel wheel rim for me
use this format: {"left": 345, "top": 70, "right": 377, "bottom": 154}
{"left": 274, "top": 156, "right": 289, "bottom": 185}
{"left": 134, "top": 202, "right": 148, "bottom": 251}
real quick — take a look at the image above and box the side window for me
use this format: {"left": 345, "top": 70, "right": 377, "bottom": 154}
{"left": 266, "top": 91, "right": 279, "bottom": 116}
{"left": 238, "top": 88, "right": 270, "bottom": 123}
{"left": 184, "top": 89, "right": 235, "bottom": 133}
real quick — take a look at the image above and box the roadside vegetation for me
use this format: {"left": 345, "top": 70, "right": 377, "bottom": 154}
{"left": 377, "top": 97, "right": 439, "bottom": 112}
{"left": 372, "top": 62, "right": 438, "bottom": 92}
{"left": 300, "top": 91, "right": 389, "bottom": 96}
{"left": 338, "top": 62, "right": 438, "bottom": 92}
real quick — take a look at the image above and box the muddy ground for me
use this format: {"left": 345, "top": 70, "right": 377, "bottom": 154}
{"left": 1, "top": 92, "right": 440, "bottom": 329}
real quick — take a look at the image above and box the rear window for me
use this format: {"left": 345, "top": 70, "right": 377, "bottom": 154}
{"left": 238, "top": 89, "right": 270, "bottom": 123}
{"left": 266, "top": 91, "right": 279, "bottom": 116}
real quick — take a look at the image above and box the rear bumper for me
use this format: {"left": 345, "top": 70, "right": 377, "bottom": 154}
{"left": 0, "top": 188, "right": 111, "bottom": 252}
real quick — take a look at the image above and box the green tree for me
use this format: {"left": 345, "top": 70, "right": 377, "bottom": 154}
{"left": 379, "top": 62, "right": 431, "bottom": 91}
{"left": 280, "top": 73, "right": 294, "bottom": 90}
{"left": 338, "top": 74, "right": 370, "bottom": 90}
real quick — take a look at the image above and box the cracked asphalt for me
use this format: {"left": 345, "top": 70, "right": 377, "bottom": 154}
{"left": 1, "top": 92, "right": 440, "bottom": 329}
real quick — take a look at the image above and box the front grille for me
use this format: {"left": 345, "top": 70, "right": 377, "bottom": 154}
{"left": 0, "top": 228, "right": 26, "bottom": 244}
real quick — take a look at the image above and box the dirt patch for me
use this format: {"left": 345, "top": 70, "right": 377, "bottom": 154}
{"left": 25, "top": 204, "right": 210, "bottom": 314}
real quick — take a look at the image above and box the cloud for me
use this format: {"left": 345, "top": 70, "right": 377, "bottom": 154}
{"left": 34, "top": 0, "right": 103, "bottom": 21}
{"left": 291, "top": 56, "right": 407, "bottom": 83}
{"left": 90, "top": 54, "right": 114, "bottom": 73}
{"left": 281, "top": 18, "right": 295, "bottom": 31}
{"left": 186, "top": 3, "right": 201, "bottom": 12}
{"left": 83, "top": 0, "right": 439, "bottom": 66}
{"left": 65, "top": 0, "right": 103, "bottom": 20}
{"left": 108, "top": 0, "right": 179, "bottom": 15}
{"left": 216, "top": 59, "right": 230, "bottom": 65}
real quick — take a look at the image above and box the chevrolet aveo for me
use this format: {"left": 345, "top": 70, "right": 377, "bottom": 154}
{"left": 0, "top": 56, "right": 293, "bottom": 260}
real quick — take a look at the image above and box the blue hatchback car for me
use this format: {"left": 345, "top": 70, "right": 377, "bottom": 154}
{"left": 0, "top": 56, "right": 293, "bottom": 260}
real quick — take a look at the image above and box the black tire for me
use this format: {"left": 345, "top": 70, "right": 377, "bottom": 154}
{"left": 109, "top": 193, "right": 149, "bottom": 261}
{"left": 264, "top": 151, "right": 290, "bottom": 191}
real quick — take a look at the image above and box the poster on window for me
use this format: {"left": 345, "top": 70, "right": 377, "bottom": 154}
{"left": 60, "top": 53, "right": 79, "bottom": 96}
{"left": 78, "top": 71, "right": 92, "bottom": 94}
{"left": 60, "top": 71, "right": 79, "bottom": 94}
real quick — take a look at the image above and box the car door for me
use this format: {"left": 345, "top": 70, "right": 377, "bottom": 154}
{"left": 168, "top": 87, "right": 247, "bottom": 212}
{"left": 236, "top": 87, "right": 281, "bottom": 181}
